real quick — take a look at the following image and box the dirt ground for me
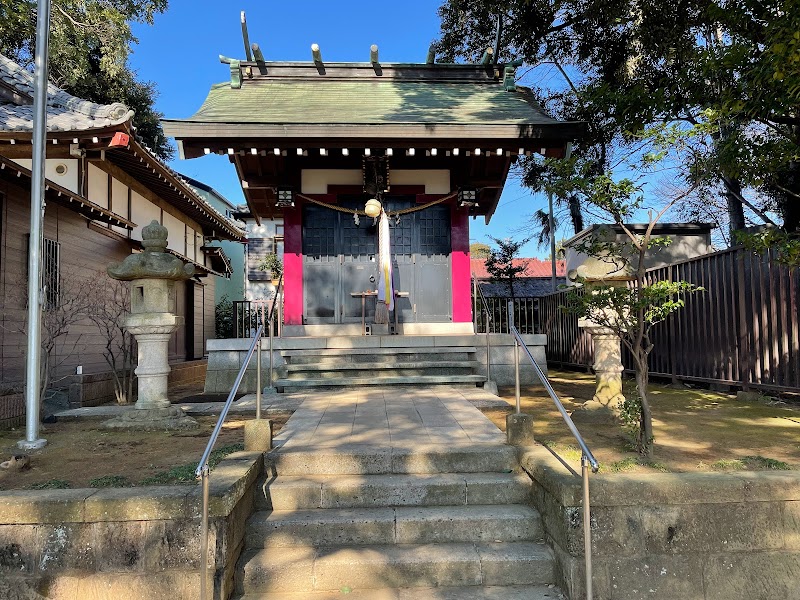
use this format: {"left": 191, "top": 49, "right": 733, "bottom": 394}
{"left": 0, "top": 414, "right": 288, "bottom": 491}
{"left": 486, "top": 370, "right": 800, "bottom": 474}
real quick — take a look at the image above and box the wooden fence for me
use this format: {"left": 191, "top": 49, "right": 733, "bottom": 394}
{"left": 537, "top": 247, "right": 800, "bottom": 393}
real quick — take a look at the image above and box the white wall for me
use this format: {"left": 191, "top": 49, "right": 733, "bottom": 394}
{"left": 11, "top": 158, "right": 79, "bottom": 194}
{"left": 300, "top": 169, "right": 451, "bottom": 194}
{"left": 130, "top": 190, "right": 160, "bottom": 241}
{"left": 87, "top": 163, "right": 108, "bottom": 209}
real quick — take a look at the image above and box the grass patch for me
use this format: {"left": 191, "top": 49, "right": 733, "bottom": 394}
{"left": 742, "top": 455, "right": 791, "bottom": 470}
{"left": 28, "top": 479, "right": 71, "bottom": 490}
{"left": 606, "top": 457, "right": 639, "bottom": 473}
{"left": 541, "top": 440, "right": 583, "bottom": 461}
{"left": 89, "top": 475, "right": 133, "bottom": 488}
{"left": 643, "top": 460, "right": 670, "bottom": 472}
{"left": 140, "top": 443, "right": 244, "bottom": 485}
{"left": 709, "top": 459, "right": 746, "bottom": 471}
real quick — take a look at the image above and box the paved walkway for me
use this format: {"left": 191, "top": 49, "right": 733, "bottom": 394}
{"left": 55, "top": 386, "right": 508, "bottom": 428}
{"left": 275, "top": 386, "right": 507, "bottom": 449}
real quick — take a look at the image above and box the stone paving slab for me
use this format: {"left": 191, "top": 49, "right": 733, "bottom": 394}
{"left": 274, "top": 386, "right": 507, "bottom": 449}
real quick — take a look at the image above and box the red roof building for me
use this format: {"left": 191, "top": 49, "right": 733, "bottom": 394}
{"left": 470, "top": 258, "right": 566, "bottom": 279}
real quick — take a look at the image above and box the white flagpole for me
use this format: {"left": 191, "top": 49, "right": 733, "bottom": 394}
{"left": 20, "top": 0, "right": 52, "bottom": 450}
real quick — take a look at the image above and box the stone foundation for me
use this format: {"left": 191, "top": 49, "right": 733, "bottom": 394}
{"left": 520, "top": 446, "right": 800, "bottom": 600}
{"left": 0, "top": 451, "right": 261, "bottom": 600}
{"left": 204, "top": 334, "right": 548, "bottom": 394}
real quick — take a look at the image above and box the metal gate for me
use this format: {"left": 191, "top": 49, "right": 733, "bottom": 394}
{"left": 302, "top": 197, "right": 451, "bottom": 325}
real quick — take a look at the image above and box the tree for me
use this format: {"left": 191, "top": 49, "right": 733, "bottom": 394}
{"left": 0, "top": 0, "right": 172, "bottom": 159}
{"left": 469, "top": 242, "right": 491, "bottom": 258}
{"left": 485, "top": 236, "right": 530, "bottom": 298}
{"left": 564, "top": 181, "right": 701, "bottom": 457}
{"left": 435, "top": 0, "right": 800, "bottom": 237}
{"left": 86, "top": 276, "right": 136, "bottom": 405}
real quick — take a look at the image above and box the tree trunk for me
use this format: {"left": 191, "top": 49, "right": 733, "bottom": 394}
{"left": 779, "top": 154, "right": 800, "bottom": 232}
{"left": 722, "top": 175, "right": 746, "bottom": 237}
{"left": 568, "top": 194, "right": 584, "bottom": 233}
{"left": 635, "top": 359, "right": 654, "bottom": 458}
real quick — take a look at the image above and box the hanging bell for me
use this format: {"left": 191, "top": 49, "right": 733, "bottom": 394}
{"left": 364, "top": 198, "right": 382, "bottom": 218}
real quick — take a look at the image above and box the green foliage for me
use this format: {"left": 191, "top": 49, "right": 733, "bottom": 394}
{"left": 28, "top": 479, "right": 70, "bottom": 489}
{"left": 742, "top": 455, "right": 791, "bottom": 471}
{"left": 735, "top": 229, "right": 800, "bottom": 270}
{"left": 258, "top": 253, "right": 283, "bottom": 279}
{"left": 435, "top": 0, "right": 800, "bottom": 234}
{"left": 89, "top": 475, "right": 132, "bottom": 488}
{"left": 215, "top": 294, "right": 234, "bottom": 339}
{"left": 0, "top": 1, "right": 172, "bottom": 159}
{"left": 485, "top": 236, "right": 530, "bottom": 298}
{"left": 140, "top": 443, "right": 244, "bottom": 486}
{"left": 469, "top": 242, "right": 491, "bottom": 259}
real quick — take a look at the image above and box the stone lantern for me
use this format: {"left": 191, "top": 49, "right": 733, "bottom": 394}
{"left": 568, "top": 230, "right": 635, "bottom": 424}
{"left": 103, "top": 221, "right": 198, "bottom": 430}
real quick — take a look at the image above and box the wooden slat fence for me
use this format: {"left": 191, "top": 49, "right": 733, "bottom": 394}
{"left": 536, "top": 247, "right": 800, "bottom": 393}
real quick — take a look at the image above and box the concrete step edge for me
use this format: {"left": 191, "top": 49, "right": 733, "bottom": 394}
{"left": 282, "top": 347, "right": 478, "bottom": 357}
{"left": 256, "top": 472, "right": 531, "bottom": 510}
{"left": 285, "top": 361, "right": 480, "bottom": 372}
{"left": 234, "top": 583, "right": 566, "bottom": 599}
{"left": 275, "top": 375, "right": 487, "bottom": 388}
{"left": 238, "top": 542, "right": 556, "bottom": 593}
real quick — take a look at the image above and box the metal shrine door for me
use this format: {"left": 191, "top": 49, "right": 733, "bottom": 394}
{"left": 302, "top": 197, "right": 451, "bottom": 325}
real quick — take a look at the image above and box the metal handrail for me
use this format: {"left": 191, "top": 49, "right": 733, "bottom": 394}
{"left": 195, "top": 322, "right": 264, "bottom": 600}
{"left": 508, "top": 301, "right": 598, "bottom": 600}
{"left": 471, "top": 274, "right": 492, "bottom": 384}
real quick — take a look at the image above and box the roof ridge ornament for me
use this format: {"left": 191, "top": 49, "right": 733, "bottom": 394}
{"left": 503, "top": 59, "right": 523, "bottom": 91}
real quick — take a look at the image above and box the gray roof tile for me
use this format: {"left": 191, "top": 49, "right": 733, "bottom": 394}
{"left": 0, "top": 53, "right": 133, "bottom": 132}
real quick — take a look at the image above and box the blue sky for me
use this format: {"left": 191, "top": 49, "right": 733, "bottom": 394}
{"left": 129, "top": 1, "right": 562, "bottom": 257}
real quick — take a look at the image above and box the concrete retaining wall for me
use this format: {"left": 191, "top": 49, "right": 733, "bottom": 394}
{"left": 204, "top": 334, "right": 547, "bottom": 394}
{"left": 521, "top": 446, "right": 800, "bottom": 600}
{"left": 0, "top": 451, "right": 261, "bottom": 600}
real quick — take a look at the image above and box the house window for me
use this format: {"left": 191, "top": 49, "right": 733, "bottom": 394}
{"left": 43, "top": 238, "right": 60, "bottom": 308}
{"left": 25, "top": 235, "right": 61, "bottom": 308}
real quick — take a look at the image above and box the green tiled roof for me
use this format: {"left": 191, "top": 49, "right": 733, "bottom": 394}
{"left": 184, "top": 79, "right": 558, "bottom": 126}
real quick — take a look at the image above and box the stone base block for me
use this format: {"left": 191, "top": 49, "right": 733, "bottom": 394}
{"left": 483, "top": 380, "right": 499, "bottom": 396}
{"left": 102, "top": 407, "right": 198, "bottom": 430}
{"left": 506, "top": 413, "right": 536, "bottom": 446}
{"left": 570, "top": 399, "right": 619, "bottom": 425}
{"left": 244, "top": 419, "right": 273, "bottom": 452}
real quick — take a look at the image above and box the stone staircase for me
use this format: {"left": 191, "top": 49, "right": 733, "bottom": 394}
{"left": 274, "top": 343, "right": 487, "bottom": 392}
{"left": 234, "top": 443, "right": 563, "bottom": 599}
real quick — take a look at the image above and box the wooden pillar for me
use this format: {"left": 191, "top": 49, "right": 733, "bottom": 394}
{"left": 450, "top": 204, "right": 471, "bottom": 323}
{"left": 283, "top": 204, "right": 303, "bottom": 325}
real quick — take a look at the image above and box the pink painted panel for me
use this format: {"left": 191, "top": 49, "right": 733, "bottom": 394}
{"left": 283, "top": 206, "right": 303, "bottom": 325}
{"left": 450, "top": 205, "right": 472, "bottom": 323}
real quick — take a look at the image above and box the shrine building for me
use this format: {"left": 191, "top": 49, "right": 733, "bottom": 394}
{"left": 163, "top": 46, "right": 581, "bottom": 339}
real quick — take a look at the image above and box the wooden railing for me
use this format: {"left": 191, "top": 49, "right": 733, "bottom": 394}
{"left": 537, "top": 247, "right": 800, "bottom": 393}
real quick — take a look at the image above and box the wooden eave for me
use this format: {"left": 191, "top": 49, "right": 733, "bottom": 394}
{"left": 165, "top": 123, "right": 584, "bottom": 153}
{"left": 105, "top": 139, "right": 243, "bottom": 242}
{"left": 0, "top": 155, "right": 135, "bottom": 229}
{"left": 201, "top": 245, "right": 234, "bottom": 276}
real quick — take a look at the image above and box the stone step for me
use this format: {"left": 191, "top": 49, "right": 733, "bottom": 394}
{"left": 282, "top": 347, "right": 476, "bottom": 363}
{"left": 256, "top": 472, "right": 530, "bottom": 510}
{"left": 266, "top": 443, "right": 517, "bottom": 476}
{"left": 234, "top": 583, "right": 565, "bottom": 599}
{"left": 236, "top": 542, "right": 555, "bottom": 593}
{"left": 275, "top": 375, "right": 487, "bottom": 390}
{"left": 283, "top": 366, "right": 478, "bottom": 380}
{"left": 285, "top": 361, "right": 480, "bottom": 373}
{"left": 246, "top": 505, "right": 542, "bottom": 548}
